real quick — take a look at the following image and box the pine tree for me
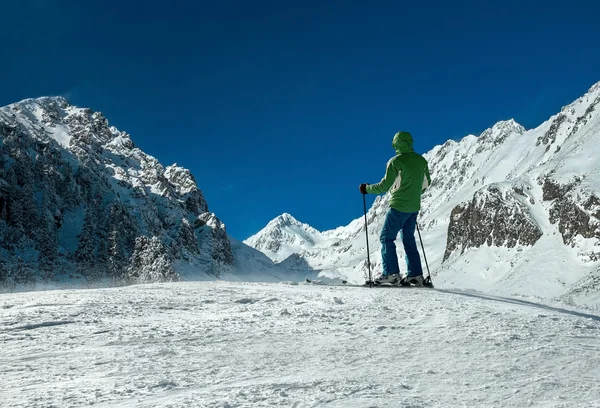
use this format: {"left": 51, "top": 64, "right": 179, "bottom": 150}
{"left": 107, "top": 226, "right": 124, "bottom": 281}
{"left": 37, "top": 209, "right": 58, "bottom": 280}
{"left": 14, "top": 257, "right": 36, "bottom": 286}
{"left": 0, "top": 258, "right": 6, "bottom": 285}
{"left": 36, "top": 189, "right": 59, "bottom": 280}
{"left": 127, "top": 236, "right": 177, "bottom": 283}
{"left": 105, "top": 204, "right": 137, "bottom": 281}
{"left": 75, "top": 206, "right": 98, "bottom": 280}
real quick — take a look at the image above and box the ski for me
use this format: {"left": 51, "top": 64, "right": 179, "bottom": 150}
{"left": 305, "top": 278, "right": 434, "bottom": 289}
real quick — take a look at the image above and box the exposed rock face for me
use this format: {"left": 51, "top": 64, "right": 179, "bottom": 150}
{"left": 444, "top": 184, "right": 543, "bottom": 261}
{"left": 541, "top": 177, "right": 600, "bottom": 246}
{"left": 198, "top": 212, "right": 234, "bottom": 269}
{"left": 537, "top": 113, "right": 567, "bottom": 149}
{"left": 0, "top": 97, "right": 233, "bottom": 286}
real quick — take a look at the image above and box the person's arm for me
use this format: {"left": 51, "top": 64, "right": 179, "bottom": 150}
{"left": 366, "top": 158, "right": 399, "bottom": 194}
{"left": 422, "top": 163, "right": 431, "bottom": 193}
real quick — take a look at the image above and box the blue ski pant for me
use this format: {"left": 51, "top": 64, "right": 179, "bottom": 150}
{"left": 380, "top": 208, "right": 423, "bottom": 277}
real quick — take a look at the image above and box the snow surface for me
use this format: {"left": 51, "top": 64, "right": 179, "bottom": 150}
{"left": 2, "top": 281, "right": 600, "bottom": 407}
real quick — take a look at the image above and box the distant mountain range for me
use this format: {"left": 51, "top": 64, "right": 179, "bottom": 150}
{"left": 2, "top": 82, "right": 599, "bottom": 307}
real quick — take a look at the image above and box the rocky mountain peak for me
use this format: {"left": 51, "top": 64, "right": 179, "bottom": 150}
{"left": 269, "top": 213, "right": 302, "bottom": 227}
{"left": 480, "top": 119, "right": 526, "bottom": 140}
{"left": 244, "top": 213, "right": 322, "bottom": 262}
{"left": 0, "top": 97, "right": 233, "bottom": 286}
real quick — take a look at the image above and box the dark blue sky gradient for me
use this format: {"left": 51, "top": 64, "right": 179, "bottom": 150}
{"left": 1, "top": 0, "right": 599, "bottom": 238}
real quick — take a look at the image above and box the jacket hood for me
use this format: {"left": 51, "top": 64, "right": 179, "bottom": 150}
{"left": 392, "top": 131, "right": 414, "bottom": 154}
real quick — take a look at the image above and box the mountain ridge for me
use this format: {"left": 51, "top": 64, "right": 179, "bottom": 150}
{"left": 246, "top": 80, "right": 600, "bottom": 307}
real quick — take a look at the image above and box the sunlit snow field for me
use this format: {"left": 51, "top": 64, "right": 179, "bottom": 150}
{"left": 2, "top": 281, "right": 600, "bottom": 407}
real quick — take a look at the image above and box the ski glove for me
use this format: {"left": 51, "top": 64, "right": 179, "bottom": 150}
{"left": 359, "top": 183, "right": 368, "bottom": 195}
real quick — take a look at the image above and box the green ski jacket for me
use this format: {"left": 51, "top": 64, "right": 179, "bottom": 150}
{"left": 366, "top": 131, "right": 431, "bottom": 213}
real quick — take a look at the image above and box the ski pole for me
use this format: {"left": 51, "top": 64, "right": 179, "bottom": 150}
{"left": 363, "top": 193, "right": 373, "bottom": 287}
{"left": 416, "top": 222, "right": 432, "bottom": 282}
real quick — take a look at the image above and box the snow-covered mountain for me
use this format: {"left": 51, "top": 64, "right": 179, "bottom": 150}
{"left": 247, "top": 81, "right": 600, "bottom": 307}
{"left": 0, "top": 97, "right": 289, "bottom": 287}
{"left": 244, "top": 213, "right": 322, "bottom": 262}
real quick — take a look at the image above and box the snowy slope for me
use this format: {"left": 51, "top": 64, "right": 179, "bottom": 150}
{"left": 1, "top": 281, "right": 599, "bottom": 407}
{"left": 248, "top": 81, "right": 600, "bottom": 307}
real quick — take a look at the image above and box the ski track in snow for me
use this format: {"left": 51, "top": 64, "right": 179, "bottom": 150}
{"left": 1, "top": 282, "right": 600, "bottom": 407}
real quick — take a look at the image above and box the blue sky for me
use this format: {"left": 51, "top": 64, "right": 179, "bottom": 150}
{"left": 1, "top": 0, "right": 599, "bottom": 239}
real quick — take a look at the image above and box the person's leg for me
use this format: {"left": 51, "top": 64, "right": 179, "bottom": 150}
{"left": 379, "top": 209, "right": 403, "bottom": 276}
{"left": 400, "top": 212, "right": 423, "bottom": 277}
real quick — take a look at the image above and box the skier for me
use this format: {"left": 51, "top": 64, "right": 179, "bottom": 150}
{"left": 359, "top": 131, "right": 431, "bottom": 286}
